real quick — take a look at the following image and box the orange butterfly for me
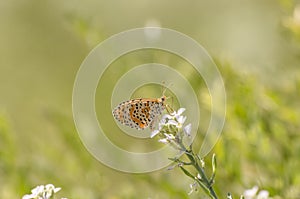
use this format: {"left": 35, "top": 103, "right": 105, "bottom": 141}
{"left": 112, "top": 96, "right": 167, "bottom": 130}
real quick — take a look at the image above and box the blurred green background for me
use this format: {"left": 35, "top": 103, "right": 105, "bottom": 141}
{"left": 1, "top": 0, "right": 300, "bottom": 198}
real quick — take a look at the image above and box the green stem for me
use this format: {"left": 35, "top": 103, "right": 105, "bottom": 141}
{"left": 180, "top": 144, "right": 218, "bottom": 199}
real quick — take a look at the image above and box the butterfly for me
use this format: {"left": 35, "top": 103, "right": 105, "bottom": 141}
{"left": 112, "top": 96, "right": 167, "bottom": 130}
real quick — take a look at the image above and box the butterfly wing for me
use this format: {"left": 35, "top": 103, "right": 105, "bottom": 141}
{"left": 112, "top": 100, "right": 140, "bottom": 129}
{"left": 113, "top": 97, "right": 166, "bottom": 130}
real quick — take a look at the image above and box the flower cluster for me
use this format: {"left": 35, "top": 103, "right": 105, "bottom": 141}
{"left": 22, "top": 184, "right": 66, "bottom": 199}
{"left": 150, "top": 108, "right": 191, "bottom": 148}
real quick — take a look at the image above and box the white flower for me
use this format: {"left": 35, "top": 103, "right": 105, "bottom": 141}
{"left": 44, "top": 184, "right": 61, "bottom": 199}
{"left": 257, "top": 190, "right": 269, "bottom": 199}
{"left": 22, "top": 185, "right": 44, "bottom": 199}
{"left": 177, "top": 115, "right": 186, "bottom": 125}
{"left": 22, "top": 184, "right": 62, "bottom": 199}
{"left": 22, "top": 194, "right": 36, "bottom": 199}
{"left": 150, "top": 130, "right": 160, "bottom": 138}
{"left": 160, "top": 114, "right": 173, "bottom": 124}
{"left": 158, "top": 138, "right": 168, "bottom": 143}
{"left": 243, "top": 186, "right": 271, "bottom": 199}
{"left": 150, "top": 107, "right": 192, "bottom": 148}
{"left": 184, "top": 123, "right": 192, "bottom": 136}
{"left": 22, "top": 195, "right": 33, "bottom": 199}
{"left": 168, "top": 119, "right": 178, "bottom": 126}
{"left": 158, "top": 133, "right": 176, "bottom": 144}
{"left": 164, "top": 108, "right": 187, "bottom": 128}
{"left": 45, "top": 184, "right": 61, "bottom": 193}
{"left": 243, "top": 186, "right": 259, "bottom": 199}
{"left": 176, "top": 108, "right": 186, "bottom": 116}
{"left": 164, "top": 133, "right": 175, "bottom": 140}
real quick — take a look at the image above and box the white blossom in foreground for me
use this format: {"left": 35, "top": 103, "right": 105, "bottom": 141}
{"left": 243, "top": 186, "right": 271, "bottom": 199}
{"left": 22, "top": 184, "right": 66, "bottom": 199}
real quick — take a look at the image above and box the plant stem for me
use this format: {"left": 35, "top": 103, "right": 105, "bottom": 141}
{"left": 182, "top": 145, "right": 218, "bottom": 199}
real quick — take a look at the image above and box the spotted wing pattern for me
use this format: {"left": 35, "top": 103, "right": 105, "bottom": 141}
{"left": 112, "top": 96, "right": 166, "bottom": 130}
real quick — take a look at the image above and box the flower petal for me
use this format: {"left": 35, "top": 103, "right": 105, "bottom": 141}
{"left": 150, "top": 130, "right": 160, "bottom": 138}
{"left": 162, "top": 114, "right": 172, "bottom": 120}
{"left": 158, "top": 138, "right": 168, "bottom": 143}
{"left": 167, "top": 119, "right": 177, "bottom": 126}
{"left": 164, "top": 133, "right": 175, "bottom": 140}
{"left": 177, "top": 116, "right": 186, "bottom": 124}
{"left": 45, "top": 184, "right": 55, "bottom": 190}
{"left": 184, "top": 123, "right": 192, "bottom": 136}
{"left": 53, "top": 187, "right": 61, "bottom": 193}
{"left": 177, "top": 108, "right": 186, "bottom": 115}
{"left": 257, "top": 190, "right": 269, "bottom": 199}
{"left": 31, "top": 185, "right": 44, "bottom": 195}
{"left": 244, "top": 186, "right": 259, "bottom": 199}
{"left": 22, "top": 194, "right": 34, "bottom": 199}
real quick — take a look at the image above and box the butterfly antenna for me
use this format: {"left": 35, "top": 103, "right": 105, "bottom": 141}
{"left": 162, "top": 82, "right": 173, "bottom": 96}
